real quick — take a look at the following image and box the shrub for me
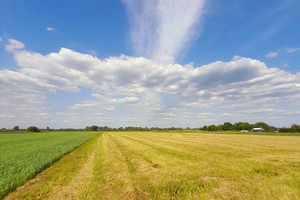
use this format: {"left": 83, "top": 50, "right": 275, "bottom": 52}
{"left": 279, "top": 128, "right": 292, "bottom": 133}
{"left": 27, "top": 126, "right": 40, "bottom": 132}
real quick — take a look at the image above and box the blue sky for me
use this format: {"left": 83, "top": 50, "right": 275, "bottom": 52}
{"left": 0, "top": 0, "right": 300, "bottom": 128}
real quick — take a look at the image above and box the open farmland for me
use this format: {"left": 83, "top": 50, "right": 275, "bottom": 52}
{"left": 3, "top": 131, "right": 300, "bottom": 200}
{"left": 0, "top": 131, "right": 100, "bottom": 199}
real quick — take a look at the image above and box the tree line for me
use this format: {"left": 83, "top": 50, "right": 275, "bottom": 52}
{"left": 84, "top": 122, "right": 300, "bottom": 132}
{"left": 1, "top": 122, "right": 299, "bottom": 133}
{"left": 201, "top": 122, "right": 273, "bottom": 131}
{"left": 203, "top": 122, "right": 300, "bottom": 132}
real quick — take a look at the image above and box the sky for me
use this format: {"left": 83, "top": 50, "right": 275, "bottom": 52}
{"left": 0, "top": 0, "right": 300, "bottom": 129}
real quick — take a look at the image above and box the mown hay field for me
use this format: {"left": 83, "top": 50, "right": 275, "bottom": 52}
{"left": 3, "top": 131, "right": 300, "bottom": 200}
{"left": 0, "top": 131, "right": 100, "bottom": 199}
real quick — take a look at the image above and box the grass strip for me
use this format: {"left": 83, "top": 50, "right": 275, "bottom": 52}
{"left": 0, "top": 131, "right": 100, "bottom": 199}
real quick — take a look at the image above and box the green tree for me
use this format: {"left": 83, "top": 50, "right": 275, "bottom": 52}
{"left": 13, "top": 126, "right": 19, "bottom": 131}
{"left": 291, "top": 124, "right": 300, "bottom": 132}
{"left": 217, "top": 124, "right": 223, "bottom": 130}
{"left": 255, "top": 122, "right": 270, "bottom": 130}
{"left": 90, "top": 125, "right": 98, "bottom": 131}
{"left": 222, "top": 122, "right": 233, "bottom": 130}
{"left": 208, "top": 125, "right": 217, "bottom": 131}
{"left": 234, "top": 122, "right": 254, "bottom": 131}
{"left": 27, "top": 126, "right": 40, "bottom": 132}
{"left": 233, "top": 122, "right": 243, "bottom": 130}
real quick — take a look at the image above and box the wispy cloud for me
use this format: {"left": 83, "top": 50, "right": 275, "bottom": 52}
{"left": 87, "top": 50, "right": 97, "bottom": 57}
{"left": 5, "top": 39, "right": 25, "bottom": 52}
{"left": 46, "top": 27, "right": 55, "bottom": 31}
{"left": 285, "top": 47, "right": 300, "bottom": 54}
{"left": 123, "top": 0, "right": 206, "bottom": 62}
{"left": 0, "top": 114, "right": 15, "bottom": 118}
{"left": 265, "top": 51, "right": 278, "bottom": 58}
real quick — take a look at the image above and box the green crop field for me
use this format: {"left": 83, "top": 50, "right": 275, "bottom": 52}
{"left": 0, "top": 131, "right": 100, "bottom": 199}
{"left": 3, "top": 131, "right": 300, "bottom": 200}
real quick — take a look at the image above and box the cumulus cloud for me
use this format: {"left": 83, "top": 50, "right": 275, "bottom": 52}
{"left": 265, "top": 51, "right": 278, "bottom": 58}
{"left": 1, "top": 39, "right": 300, "bottom": 128}
{"left": 123, "top": 0, "right": 205, "bottom": 61}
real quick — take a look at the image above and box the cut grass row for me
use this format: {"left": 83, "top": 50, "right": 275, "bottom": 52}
{"left": 3, "top": 131, "right": 300, "bottom": 199}
{"left": 0, "top": 131, "right": 100, "bottom": 199}
{"left": 108, "top": 132, "right": 300, "bottom": 199}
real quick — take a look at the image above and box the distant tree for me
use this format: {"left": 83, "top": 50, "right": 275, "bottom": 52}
{"left": 13, "top": 126, "right": 19, "bottom": 131}
{"left": 46, "top": 126, "right": 50, "bottom": 131}
{"left": 90, "top": 125, "right": 98, "bottom": 131}
{"left": 208, "top": 125, "right": 217, "bottom": 131}
{"left": 217, "top": 124, "right": 223, "bottom": 130}
{"left": 279, "top": 127, "right": 292, "bottom": 132}
{"left": 201, "top": 126, "right": 208, "bottom": 131}
{"left": 98, "top": 126, "right": 112, "bottom": 131}
{"left": 222, "top": 122, "right": 233, "bottom": 130}
{"left": 291, "top": 124, "right": 300, "bottom": 132}
{"left": 234, "top": 122, "right": 254, "bottom": 131}
{"left": 255, "top": 122, "right": 271, "bottom": 130}
{"left": 233, "top": 122, "right": 243, "bottom": 130}
{"left": 27, "top": 126, "right": 40, "bottom": 132}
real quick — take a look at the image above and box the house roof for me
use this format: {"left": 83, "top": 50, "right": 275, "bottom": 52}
{"left": 252, "top": 128, "right": 264, "bottom": 130}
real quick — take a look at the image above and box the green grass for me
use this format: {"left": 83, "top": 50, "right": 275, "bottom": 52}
{"left": 0, "top": 131, "right": 100, "bottom": 199}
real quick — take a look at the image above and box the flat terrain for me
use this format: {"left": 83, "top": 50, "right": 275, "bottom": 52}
{"left": 3, "top": 131, "right": 300, "bottom": 199}
{"left": 0, "top": 131, "right": 100, "bottom": 199}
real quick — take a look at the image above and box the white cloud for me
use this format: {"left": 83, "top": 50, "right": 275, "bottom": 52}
{"left": 123, "top": 0, "right": 206, "bottom": 61}
{"left": 197, "top": 113, "right": 211, "bottom": 118}
{"left": 114, "top": 96, "right": 139, "bottom": 104}
{"left": 219, "top": 113, "right": 233, "bottom": 117}
{"left": 46, "top": 27, "right": 55, "bottom": 31}
{"left": 285, "top": 47, "right": 300, "bottom": 54}
{"left": 0, "top": 37, "right": 2, "bottom": 42}
{"left": 238, "top": 108, "right": 285, "bottom": 114}
{"left": 0, "top": 114, "right": 15, "bottom": 118}
{"left": 265, "top": 51, "right": 278, "bottom": 58}
{"left": 87, "top": 50, "right": 97, "bottom": 56}
{"left": 1, "top": 39, "right": 300, "bottom": 128}
{"left": 5, "top": 39, "right": 25, "bottom": 52}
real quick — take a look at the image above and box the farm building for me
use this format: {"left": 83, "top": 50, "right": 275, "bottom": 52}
{"left": 251, "top": 128, "right": 265, "bottom": 132}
